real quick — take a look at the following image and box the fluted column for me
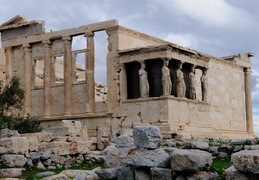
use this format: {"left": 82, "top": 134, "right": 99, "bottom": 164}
{"left": 244, "top": 67, "right": 254, "bottom": 133}
{"left": 43, "top": 40, "right": 52, "bottom": 118}
{"left": 5, "top": 47, "right": 13, "bottom": 85}
{"left": 23, "top": 44, "right": 32, "bottom": 116}
{"left": 85, "top": 32, "right": 95, "bottom": 113}
{"left": 63, "top": 36, "right": 73, "bottom": 116}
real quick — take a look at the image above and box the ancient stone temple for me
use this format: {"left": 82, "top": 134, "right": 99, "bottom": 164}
{"left": 0, "top": 15, "right": 254, "bottom": 139}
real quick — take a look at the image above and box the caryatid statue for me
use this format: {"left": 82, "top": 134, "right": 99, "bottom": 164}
{"left": 189, "top": 65, "right": 196, "bottom": 100}
{"left": 176, "top": 61, "right": 186, "bottom": 98}
{"left": 161, "top": 58, "right": 172, "bottom": 96}
{"left": 201, "top": 68, "right": 208, "bottom": 101}
{"left": 139, "top": 62, "right": 149, "bottom": 98}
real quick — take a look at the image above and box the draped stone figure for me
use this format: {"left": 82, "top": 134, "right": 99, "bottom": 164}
{"left": 201, "top": 68, "right": 208, "bottom": 101}
{"left": 176, "top": 61, "right": 186, "bottom": 98}
{"left": 161, "top": 58, "right": 172, "bottom": 96}
{"left": 139, "top": 62, "right": 149, "bottom": 98}
{"left": 189, "top": 65, "right": 196, "bottom": 100}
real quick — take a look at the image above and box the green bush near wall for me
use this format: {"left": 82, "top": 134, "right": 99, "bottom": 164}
{"left": 0, "top": 76, "right": 42, "bottom": 133}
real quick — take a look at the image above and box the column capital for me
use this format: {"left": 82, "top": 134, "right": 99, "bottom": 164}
{"left": 42, "top": 39, "right": 51, "bottom": 45}
{"left": 5, "top": 46, "right": 12, "bottom": 51}
{"left": 244, "top": 67, "right": 252, "bottom": 74}
{"left": 22, "top": 43, "right": 30, "bottom": 49}
{"left": 62, "top": 36, "right": 72, "bottom": 41}
{"left": 162, "top": 57, "right": 170, "bottom": 61}
{"left": 84, "top": 31, "right": 94, "bottom": 37}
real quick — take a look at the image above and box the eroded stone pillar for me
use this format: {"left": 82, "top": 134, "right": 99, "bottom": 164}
{"left": 23, "top": 44, "right": 32, "bottom": 115}
{"left": 120, "top": 64, "right": 127, "bottom": 101}
{"left": 63, "top": 36, "right": 73, "bottom": 116}
{"left": 244, "top": 67, "right": 254, "bottom": 133}
{"left": 43, "top": 40, "right": 52, "bottom": 118}
{"left": 85, "top": 32, "right": 95, "bottom": 113}
{"left": 5, "top": 47, "right": 13, "bottom": 85}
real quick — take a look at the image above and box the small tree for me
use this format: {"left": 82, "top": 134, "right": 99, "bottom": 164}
{"left": 0, "top": 76, "right": 42, "bottom": 133}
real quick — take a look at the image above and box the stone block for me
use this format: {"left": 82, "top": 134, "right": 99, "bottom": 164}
{"left": 21, "top": 132, "right": 53, "bottom": 151}
{"left": 186, "top": 171, "right": 218, "bottom": 180}
{"left": 0, "top": 137, "right": 28, "bottom": 154}
{"left": 0, "top": 128, "right": 19, "bottom": 138}
{"left": 246, "top": 139, "right": 258, "bottom": 145}
{"left": 38, "top": 141, "right": 92, "bottom": 155}
{"left": 150, "top": 167, "right": 172, "bottom": 180}
{"left": 95, "top": 167, "right": 119, "bottom": 180}
{"left": 116, "top": 167, "right": 135, "bottom": 180}
{"left": 104, "top": 147, "right": 133, "bottom": 167}
{"left": 244, "top": 145, "right": 259, "bottom": 150}
{"left": 231, "top": 150, "right": 259, "bottom": 173}
{"left": 208, "top": 147, "right": 219, "bottom": 156}
{"left": 135, "top": 168, "right": 151, "bottom": 180}
{"left": 40, "top": 174, "right": 70, "bottom": 180}
{"left": 42, "top": 127, "right": 72, "bottom": 137}
{"left": 80, "top": 126, "right": 89, "bottom": 141}
{"left": 162, "top": 147, "right": 178, "bottom": 155}
{"left": 218, "top": 145, "right": 233, "bottom": 154}
{"left": 233, "top": 145, "right": 244, "bottom": 153}
{"left": 170, "top": 149, "right": 212, "bottom": 172}
{"left": 224, "top": 166, "right": 258, "bottom": 180}
{"left": 133, "top": 125, "right": 162, "bottom": 149}
{"left": 21, "top": 132, "right": 53, "bottom": 143}
{"left": 230, "top": 139, "right": 247, "bottom": 145}
{"left": 114, "top": 134, "right": 135, "bottom": 148}
{"left": 1, "top": 154, "right": 27, "bottom": 167}
{"left": 0, "top": 168, "right": 25, "bottom": 177}
{"left": 190, "top": 141, "right": 209, "bottom": 150}
{"left": 165, "top": 140, "right": 176, "bottom": 147}
{"left": 218, "top": 152, "right": 229, "bottom": 160}
{"left": 36, "top": 171, "right": 55, "bottom": 177}
{"left": 30, "top": 152, "right": 42, "bottom": 162}
{"left": 126, "top": 148, "right": 170, "bottom": 168}
{"left": 60, "top": 170, "right": 89, "bottom": 178}
{"left": 51, "top": 155, "right": 66, "bottom": 165}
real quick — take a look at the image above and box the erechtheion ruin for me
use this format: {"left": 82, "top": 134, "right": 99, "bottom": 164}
{"left": 0, "top": 15, "right": 255, "bottom": 139}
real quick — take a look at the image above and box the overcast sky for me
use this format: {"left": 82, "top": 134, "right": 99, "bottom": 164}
{"left": 1, "top": 0, "right": 259, "bottom": 136}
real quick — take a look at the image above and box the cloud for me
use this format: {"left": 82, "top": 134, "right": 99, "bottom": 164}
{"left": 163, "top": 33, "right": 198, "bottom": 48}
{"left": 150, "top": 0, "right": 256, "bottom": 30}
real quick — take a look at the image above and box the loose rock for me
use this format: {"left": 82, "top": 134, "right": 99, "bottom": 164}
{"left": 170, "top": 149, "right": 212, "bottom": 172}
{"left": 133, "top": 125, "right": 162, "bottom": 150}
{"left": 231, "top": 150, "right": 259, "bottom": 173}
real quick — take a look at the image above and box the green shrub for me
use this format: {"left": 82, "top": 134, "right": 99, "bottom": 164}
{"left": 0, "top": 76, "right": 42, "bottom": 133}
{"left": 210, "top": 159, "right": 232, "bottom": 180}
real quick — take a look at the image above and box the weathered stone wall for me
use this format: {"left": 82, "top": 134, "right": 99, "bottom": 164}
{"left": 118, "top": 26, "right": 166, "bottom": 50}
{"left": 208, "top": 59, "right": 245, "bottom": 131}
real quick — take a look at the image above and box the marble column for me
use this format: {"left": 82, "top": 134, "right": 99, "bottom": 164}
{"left": 244, "top": 67, "right": 254, "bottom": 133}
{"left": 85, "top": 32, "right": 95, "bottom": 113}
{"left": 5, "top": 47, "right": 13, "bottom": 85}
{"left": 43, "top": 40, "right": 52, "bottom": 118}
{"left": 63, "top": 36, "right": 73, "bottom": 116}
{"left": 23, "top": 44, "right": 32, "bottom": 116}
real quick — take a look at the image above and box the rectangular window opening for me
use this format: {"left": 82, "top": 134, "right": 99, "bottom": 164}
{"left": 34, "top": 59, "right": 44, "bottom": 87}
{"left": 94, "top": 31, "right": 108, "bottom": 102}
{"left": 54, "top": 55, "right": 64, "bottom": 85}
{"left": 72, "top": 35, "right": 86, "bottom": 82}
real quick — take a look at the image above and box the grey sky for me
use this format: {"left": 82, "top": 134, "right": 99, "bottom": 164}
{"left": 1, "top": 0, "right": 259, "bottom": 134}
